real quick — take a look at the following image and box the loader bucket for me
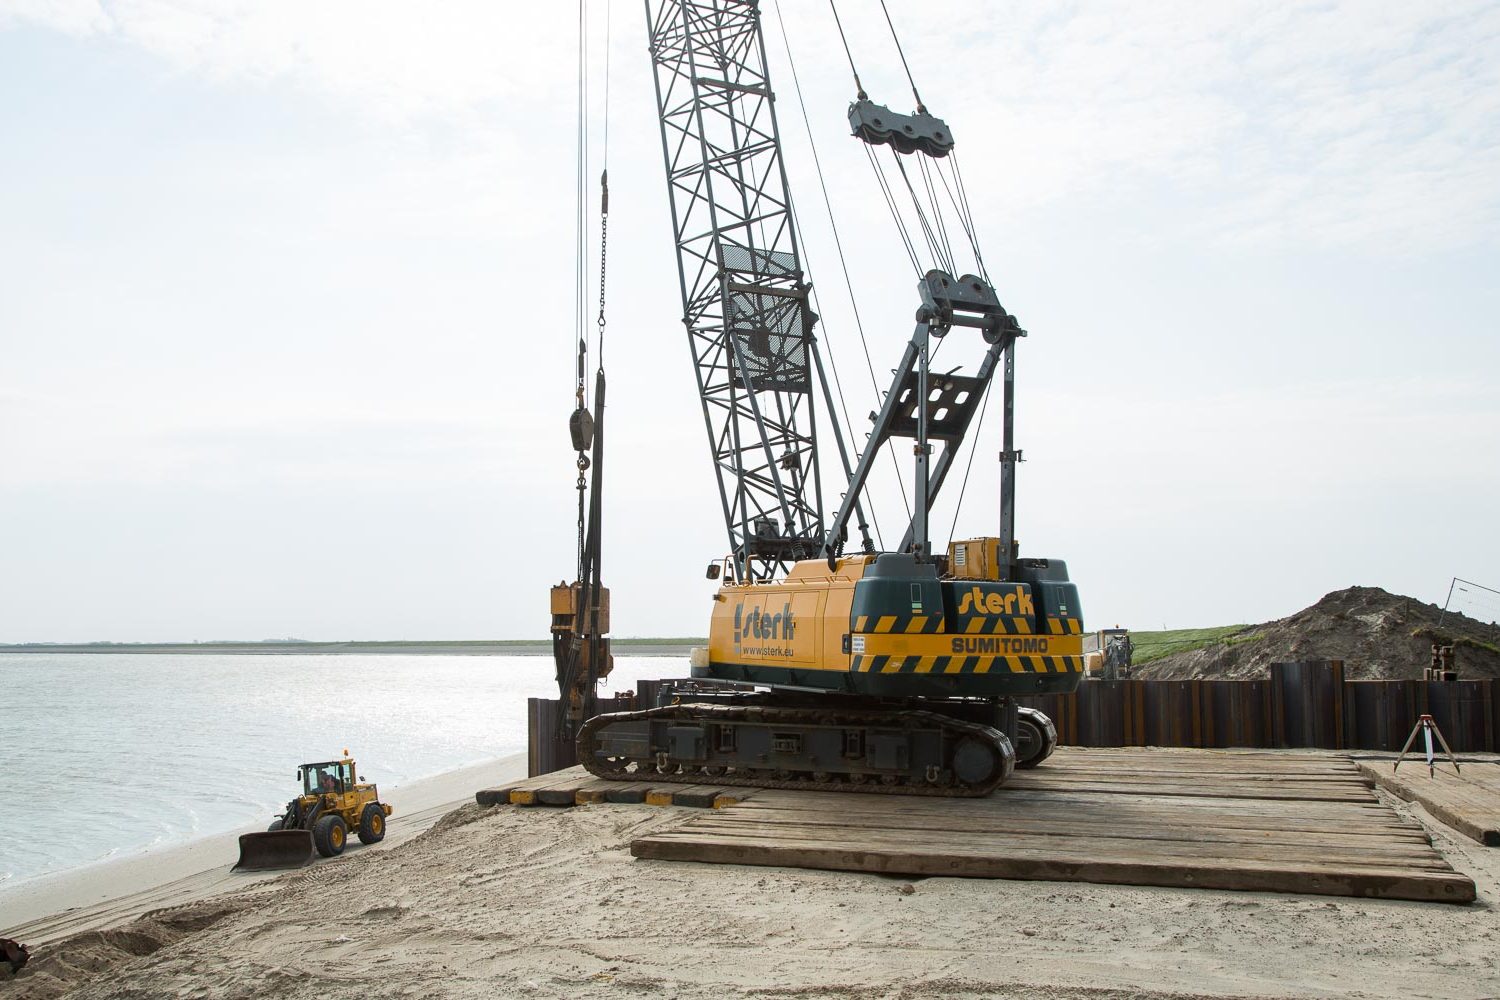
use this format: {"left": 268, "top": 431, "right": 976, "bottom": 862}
{"left": 234, "top": 830, "right": 315, "bottom": 871}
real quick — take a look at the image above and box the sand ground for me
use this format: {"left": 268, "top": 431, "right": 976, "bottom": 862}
{"left": 3, "top": 760, "right": 1498, "bottom": 1000}
{"left": 0, "top": 756, "right": 528, "bottom": 946}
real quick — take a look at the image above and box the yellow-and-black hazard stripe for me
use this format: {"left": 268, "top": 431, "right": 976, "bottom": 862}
{"left": 1044, "top": 617, "right": 1084, "bottom": 635}
{"left": 957, "top": 615, "right": 1036, "bottom": 635}
{"left": 856, "top": 613, "right": 1046, "bottom": 636}
{"left": 854, "top": 613, "right": 944, "bottom": 635}
{"left": 852, "top": 654, "right": 1086, "bottom": 674}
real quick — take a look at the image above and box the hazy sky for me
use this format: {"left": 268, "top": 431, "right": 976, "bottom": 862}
{"left": 2, "top": 1, "right": 1497, "bottom": 642}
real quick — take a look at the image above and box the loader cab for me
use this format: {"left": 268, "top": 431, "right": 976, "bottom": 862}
{"left": 300, "top": 761, "right": 353, "bottom": 796}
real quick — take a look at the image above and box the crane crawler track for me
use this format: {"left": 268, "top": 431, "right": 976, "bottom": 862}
{"left": 578, "top": 703, "right": 1016, "bottom": 798}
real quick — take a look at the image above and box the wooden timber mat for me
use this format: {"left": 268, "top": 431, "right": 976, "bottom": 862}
{"left": 476, "top": 764, "right": 752, "bottom": 809}
{"left": 629, "top": 748, "right": 1477, "bottom": 904}
{"left": 1357, "top": 758, "right": 1500, "bottom": 847}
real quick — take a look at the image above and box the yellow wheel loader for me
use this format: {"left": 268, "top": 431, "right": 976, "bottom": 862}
{"left": 234, "top": 751, "right": 392, "bottom": 871}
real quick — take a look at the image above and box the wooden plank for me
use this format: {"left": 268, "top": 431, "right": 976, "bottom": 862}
{"left": 1358, "top": 761, "right": 1500, "bottom": 846}
{"left": 1037, "top": 765, "right": 1370, "bottom": 783}
{"left": 574, "top": 779, "right": 617, "bottom": 805}
{"left": 720, "top": 803, "right": 1432, "bottom": 847}
{"left": 536, "top": 785, "right": 585, "bottom": 806}
{"left": 1041, "top": 756, "right": 1361, "bottom": 773}
{"left": 1010, "top": 766, "right": 1370, "bottom": 784}
{"left": 1055, "top": 758, "right": 1358, "bottom": 775}
{"left": 1003, "top": 781, "right": 1375, "bottom": 803}
{"left": 1038, "top": 770, "right": 1369, "bottom": 786}
{"left": 1001, "top": 776, "right": 1373, "bottom": 802}
{"left": 475, "top": 781, "right": 527, "bottom": 806}
{"left": 510, "top": 764, "right": 590, "bottom": 788}
{"left": 510, "top": 768, "right": 592, "bottom": 806}
{"left": 671, "top": 785, "right": 726, "bottom": 808}
{"left": 752, "top": 803, "right": 1426, "bottom": 839}
{"left": 637, "top": 784, "right": 728, "bottom": 807}
{"left": 603, "top": 784, "right": 648, "bottom": 804}
{"left": 749, "top": 790, "right": 1411, "bottom": 827}
{"left": 1054, "top": 750, "right": 1351, "bottom": 766}
{"left": 1022, "top": 763, "right": 1369, "bottom": 781}
{"left": 632, "top": 833, "right": 1475, "bottom": 904}
{"left": 660, "top": 821, "right": 1446, "bottom": 869}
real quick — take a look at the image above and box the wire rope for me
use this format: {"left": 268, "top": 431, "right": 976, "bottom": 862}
{"left": 826, "top": 0, "right": 867, "bottom": 99}
{"left": 932, "top": 157, "right": 988, "bottom": 280}
{"left": 862, "top": 143, "right": 922, "bottom": 274}
{"left": 948, "top": 151, "right": 990, "bottom": 280}
{"left": 597, "top": 0, "right": 611, "bottom": 369}
{"left": 878, "top": 0, "right": 925, "bottom": 112}
{"left": 918, "top": 155, "right": 957, "bottom": 275}
{"left": 572, "top": 0, "right": 589, "bottom": 579}
{"left": 891, "top": 149, "right": 949, "bottom": 274}
{"left": 772, "top": 0, "right": 889, "bottom": 548}
{"left": 945, "top": 376, "right": 994, "bottom": 549}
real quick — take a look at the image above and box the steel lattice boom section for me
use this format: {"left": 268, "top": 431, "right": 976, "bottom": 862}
{"left": 647, "top": 0, "right": 831, "bottom": 578}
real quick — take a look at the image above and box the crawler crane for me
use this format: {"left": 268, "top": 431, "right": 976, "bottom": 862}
{"left": 559, "top": 0, "right": 1084, "bottom": 796}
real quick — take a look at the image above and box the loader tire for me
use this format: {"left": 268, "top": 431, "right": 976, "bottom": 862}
{"left": 267, "top": 820, "right": 284, "bottom": 832}
{"left": 313, "top": 814, "right": 347, "bottom": 858}
{"left": 358, "top": 803, "right": 386, "bottom": 845}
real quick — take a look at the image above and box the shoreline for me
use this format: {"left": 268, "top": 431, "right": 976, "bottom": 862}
{"left": 0, "top": 753, "right": 527, "bottom": 943}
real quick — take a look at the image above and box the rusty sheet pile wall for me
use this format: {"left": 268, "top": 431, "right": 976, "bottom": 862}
{"left": 1018, "top": 661, "right": 1498, "bottom": 752}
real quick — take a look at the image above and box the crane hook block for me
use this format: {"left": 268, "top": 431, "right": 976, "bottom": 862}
{"left": 569, "top": 406, "right": 595, "bottom": 453}
{"left": 848, "top": 99, "right": 953, "bottom": 158}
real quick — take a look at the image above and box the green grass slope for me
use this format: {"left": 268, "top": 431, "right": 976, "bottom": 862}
{"left": 1128, "top": 625, "right": 1257, "bottom": 665}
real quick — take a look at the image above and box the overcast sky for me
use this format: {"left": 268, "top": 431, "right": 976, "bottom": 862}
{"left": 2, "top": 0, "right": 1497, "bottom": 642}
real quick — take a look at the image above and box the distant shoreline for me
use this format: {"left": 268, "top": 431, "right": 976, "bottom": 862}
{"left": 0, "top": 639, "right": 702, "bottom": 657}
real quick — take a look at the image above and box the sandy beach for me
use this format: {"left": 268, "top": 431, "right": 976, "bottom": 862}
{"left": 3, "top": 758, "right": 1498, "bottom": 1000}
{"left": 0, "top": 755, "right": 527, "bottom": 948}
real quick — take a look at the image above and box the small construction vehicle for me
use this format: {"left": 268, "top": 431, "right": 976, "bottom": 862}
{"left": 234, "top": 750, "right": 392, "bottom": 871}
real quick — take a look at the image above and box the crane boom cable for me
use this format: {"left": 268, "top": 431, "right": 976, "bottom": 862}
{"left": 601, "top": 0, "right": 611, "bottom": 170}
{"left": 933, "top": 155, "right": 988, "bottom": 281}
{"left": 918, "top": 155, "right": 957, "bottom": 275}
{"left": 772, "top": 0, "right": 896, "bottom": 547}
{"left": 951, "top": 153, "right": 989, "bottom": 280}
{"left": 945, "top": 375, "right": 995, "bottom": 548}
{"left": 572, "top": 0, "right": 590, "bottom": 580}
{"left": 878, "top": 0, "right": 925, "bottom": 112}
{"left": 856, "top": 144, "right": 917, "bottom": 525}
{"left": 862, "top": 143, "right": 922, "bottom": 274}
{"left": 575, "top": 0, "right": 588, "bottom": 370}
{"left": 826, "top": 0, "right": 866, "bottom": 99}
{"left": 890, "top": 148, "right": 949, "bottom": 275}
{"left": 597, "top": 0, "right": 611, "bottom": 370}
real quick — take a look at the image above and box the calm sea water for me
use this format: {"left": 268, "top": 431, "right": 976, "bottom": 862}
{"left": 0, "top": 653, "right": 688, "bottom": 890}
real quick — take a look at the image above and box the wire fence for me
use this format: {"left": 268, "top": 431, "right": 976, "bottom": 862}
{"left": 1439, "top": 577, "right": 1500, "bottom": 643}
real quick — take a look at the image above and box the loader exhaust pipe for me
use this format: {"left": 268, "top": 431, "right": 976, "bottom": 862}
{"left": 233, "top": 830, "right": 316, "bottom": 871}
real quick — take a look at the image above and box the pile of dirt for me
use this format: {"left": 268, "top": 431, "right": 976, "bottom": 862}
{"left": 1134, "top": 586, "right": 1500, "bottom": 681}
{"left": 1, "top": 899, "right": 248, "bottom": 1000}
